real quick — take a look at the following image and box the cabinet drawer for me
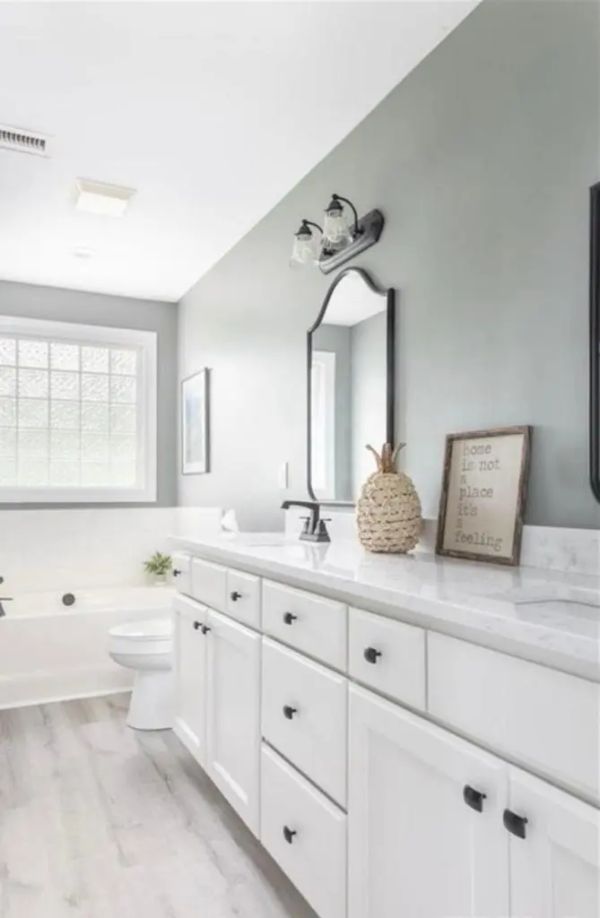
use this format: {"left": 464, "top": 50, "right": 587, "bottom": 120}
{"left": 262, "top": 638, "right": 347, "bottom": 806}
{"left": 428, "top": 632, "right": 600, "bottom": 801}
{"left": 172, "top": 552, "right": 192, "bottom": 596}
{"left": 261, "top": 744, "right": 346, "bottom": 918}
{"left": 348, "top": 607, "right": 426, "bottom": 709}
{"left": 226, "top": 569, "right": 261, "bottom": 629}
{"left": 262, "top": 580, "right": 347, "bottom": 669}
{"left": 190, "top": 558, "right": 227, "bottom": 611}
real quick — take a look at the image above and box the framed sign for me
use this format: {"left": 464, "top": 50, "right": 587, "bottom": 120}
{"left": 181, "top": 369, "right": 210, "bottom": 475}
{"left": 436, "top": 426, "right": 532, "bottom": 566}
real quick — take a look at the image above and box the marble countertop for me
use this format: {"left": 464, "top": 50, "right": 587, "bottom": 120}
{"left": 169, "top": 532, "right": 600, "bottom": 681}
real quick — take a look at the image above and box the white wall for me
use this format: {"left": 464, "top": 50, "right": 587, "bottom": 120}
{"left": 0, "top": 506, "right": 221, "bottom": 594}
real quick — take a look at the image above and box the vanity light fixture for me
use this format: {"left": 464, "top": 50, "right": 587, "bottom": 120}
{"left": 290, "top": 220, "right": 325, "bottom": 267}
{"left": 291, "top": 192, "right": 384, "bottom": 274}
{"left": 322, "top": 194, "right": 359, "bottom": 246}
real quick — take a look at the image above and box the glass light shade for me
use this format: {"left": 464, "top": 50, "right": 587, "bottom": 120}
{"left": 290, "top": 230, "right": 318, "bottom": 266}
{"left": 323, "top": 206, "right": 352, "bottom": 246}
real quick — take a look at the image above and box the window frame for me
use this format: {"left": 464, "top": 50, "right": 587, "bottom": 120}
{"left": 0, "top": 315, "right": 157, "bottom": 504}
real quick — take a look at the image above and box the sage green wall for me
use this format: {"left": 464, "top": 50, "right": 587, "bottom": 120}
{"left": 179, "top": 0, "right": 600, "bottom": 531}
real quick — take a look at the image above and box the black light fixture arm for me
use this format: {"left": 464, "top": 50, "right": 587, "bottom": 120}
{"left": 331, "top": 193, "right": 360, "bottom": 237}
{"left": 298, "top": 219, "right": 323, "bottom": 235}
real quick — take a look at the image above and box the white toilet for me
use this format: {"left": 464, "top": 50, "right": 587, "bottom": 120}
{"left": 108, "top": 618, "right": 174, "bottom": 730}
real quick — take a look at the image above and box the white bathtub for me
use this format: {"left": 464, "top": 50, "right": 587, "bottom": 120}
{"left": 0, "top": 586, "right": 175, "bottom": 710}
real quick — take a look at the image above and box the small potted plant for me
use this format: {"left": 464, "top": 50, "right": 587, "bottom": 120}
{"left": 144, "top": 552, "right": 173, "bottom": 586}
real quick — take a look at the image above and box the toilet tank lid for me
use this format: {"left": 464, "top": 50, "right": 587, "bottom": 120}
{"left": 109, "top": 618, "right": 173, "bottom": 640}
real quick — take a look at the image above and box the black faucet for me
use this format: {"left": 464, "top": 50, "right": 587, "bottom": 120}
{"left": 281, "top": 500, "right": 331, "bottom": 543}
{"left": 0, "top": 597, "right": 12, "bottom": 618}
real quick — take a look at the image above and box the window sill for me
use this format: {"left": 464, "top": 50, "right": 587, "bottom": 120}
{"left": 0, "top": 485, "right": 157, "bottom": 504}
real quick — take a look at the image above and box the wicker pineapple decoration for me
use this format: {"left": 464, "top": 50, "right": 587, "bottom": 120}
{"left": 357, "top": 443, "right": 422, "bottom": 553}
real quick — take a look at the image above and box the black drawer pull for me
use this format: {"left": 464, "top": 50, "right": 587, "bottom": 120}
{"left": 463, "top": 785, "right": 487, "bottom": 812}
{"left": 230, "top": 591, "right": 242, "bottom": 602}
{"left": 193, "top": 621, "right": 202, "bottom": 630}
{"left": 283, "top": 826, "right": 297, "bottom": 844}
{"left": 283, "top": 612, "right": 298, "bottom": 625}
{"left": 173, "top": 569, "right": 181, "bottom": 577}
{"left": 363, "top": 646, "right": 382, "bottom": 664}
{"left": 283, "top": 705, "right": 298, "bottom": 720}
{"left": 201, "top": 624, "right": 211, "bottom": 635}
{"left": 503, "top": 809, "right": 528, "bottom": 839}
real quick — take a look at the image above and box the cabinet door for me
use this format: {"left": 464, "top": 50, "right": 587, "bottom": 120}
{"left": 348, "top": 685, "right": 509, "bottom": 918}
{"left": 508, "top": 767, "right": 600, "bottom": 918}
{"left": 173, "top": 596, "right": 208, "bottom": 765}
{"left": 206, "top": 609, "right": 261, "bottom": 834}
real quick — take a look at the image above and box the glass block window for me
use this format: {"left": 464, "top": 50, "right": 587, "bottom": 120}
{"left": 0, "top": 318, "right": 157, "bottom": 502}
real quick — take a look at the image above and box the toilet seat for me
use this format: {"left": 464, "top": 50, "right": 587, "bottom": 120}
{"left": 109, "top": 617, "right": 173, "bottom": 656}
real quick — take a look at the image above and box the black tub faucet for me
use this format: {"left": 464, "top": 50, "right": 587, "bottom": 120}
{"left": 281, "top": 500, "right": 331, "bottom": 543}
{"left": 0, "top": 597, "right": 13, "bottom": 618}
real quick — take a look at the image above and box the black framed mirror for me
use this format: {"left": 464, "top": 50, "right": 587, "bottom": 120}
{"left": 591, "top": 182, "right": 600, "bottom": 503}
{"left": 307, "top": 267, "right": 395, "bottom": 503}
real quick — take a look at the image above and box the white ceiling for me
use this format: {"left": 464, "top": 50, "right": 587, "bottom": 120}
{"left": 0, "top": 1, "right": 479, "bottom": 303}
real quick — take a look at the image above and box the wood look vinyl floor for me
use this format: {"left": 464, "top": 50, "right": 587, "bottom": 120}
{"left": 0, "top": 694, "right": 317, "bottom": 918}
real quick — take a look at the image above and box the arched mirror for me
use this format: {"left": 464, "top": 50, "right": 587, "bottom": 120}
{"left": 307, "top": 267, "right": 395, "bottom": 503}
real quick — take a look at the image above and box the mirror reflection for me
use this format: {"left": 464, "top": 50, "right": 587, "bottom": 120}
{"left": 308, "top": 269, "right": 393, "bottom": 503}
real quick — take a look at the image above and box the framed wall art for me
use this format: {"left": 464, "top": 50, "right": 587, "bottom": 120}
{"left": 181, "top": 369, "right": 210, "bottom": 475}
{"left": 436, "top": 426, "right": 532, "bottom": 566}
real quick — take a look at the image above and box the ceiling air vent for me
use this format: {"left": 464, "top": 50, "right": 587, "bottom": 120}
{"left": 0, "top": 125, "right": 48, "bottom": 157}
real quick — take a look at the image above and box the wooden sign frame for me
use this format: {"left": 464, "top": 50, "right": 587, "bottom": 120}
{"left": 436, "top": 426, "right": 532, "bottom": 566}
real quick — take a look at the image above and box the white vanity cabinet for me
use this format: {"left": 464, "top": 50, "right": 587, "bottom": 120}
{"left": 173, "top": 594, "right": 209, "bottom": 764}
{"left": 261, "top": 745, "right": 347, "bottom": 918}
{"left": 172, "top": 595, "right": 261, "bottom": 834}
{"left": 190, "top": 557, "right": 227, "bottom": 611}
{"left": 348, "top": 684, "right": 510, "bottom": 918}
{"left": 171, "top": 547, "right": 600, "bottom": 918}
{"left": 172, "top": 551, "right": 192, "bottom": 597}
{"left": 508, "top": 767, "right": 599, "bottom": 918}
{"left": 205, "top": 609, "right": 261, "bottom": 834}
{"left": 262, "top": 638, "right": 348, "bottom": 806}
{"left": 348, "top": 682, "right": 600, "bottom": 918}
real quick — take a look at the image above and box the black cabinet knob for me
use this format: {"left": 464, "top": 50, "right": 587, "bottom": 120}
{"left": 363, "top": 646, "right": 382, "bottom": 664}
{"left": 463, "top": 785, "right": 487, "bottom": 812}
{"left": 503, "top": 809, "right": 528, "bottom": 839}
{"left": 283, "top": 705, "right": 298, "bottom": 720}
{"left": 230, "top": 591, "right": 242, "bottom": 602}
{"left": 201, "top": 624, "right": 211, "bottom": 635}
{"left": 283, "top": 826, "right": 297, "bottom": 844}
{"left": 193, "top": 620, "right": 202, "bottom": 630}
{"left": 173, "top": 569, "right": 181, "bottom": 577}
{"left": 283, "top": 612, "right": 298, "bottom": 625}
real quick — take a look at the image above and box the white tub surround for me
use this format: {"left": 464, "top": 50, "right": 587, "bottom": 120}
{"left": 169, "top": 534, "right": 599, "bottom": 918}
{"left": 169, "top": 533, "right": 599, "bottom": 680}
{"left": 0, "top": 586, "right": 175, "bottom": 710}
{"left": 0, "top": 505, "right": 222, "bottom": 595}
